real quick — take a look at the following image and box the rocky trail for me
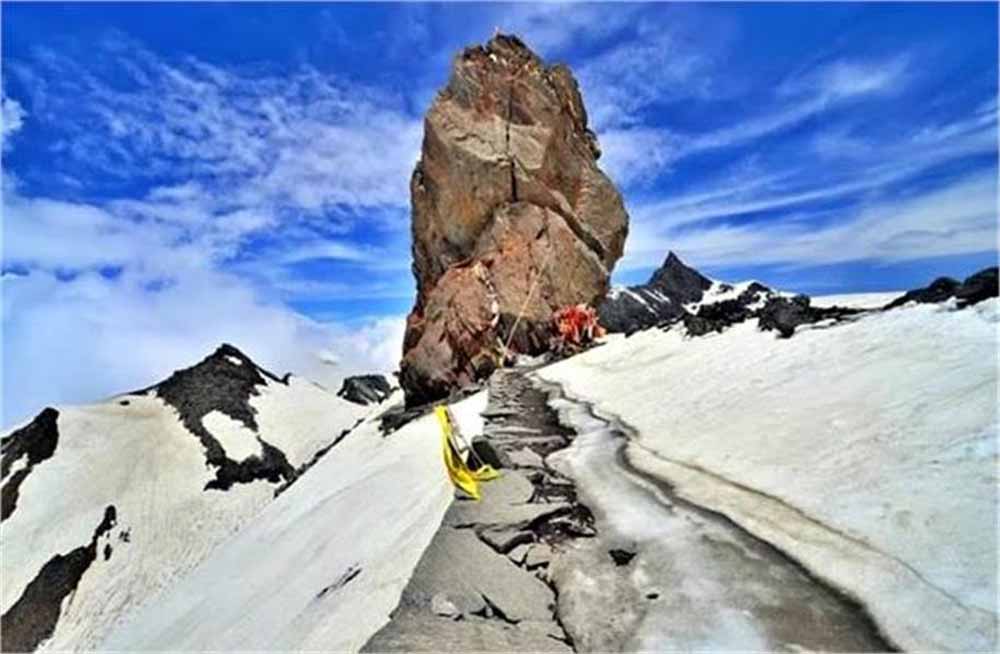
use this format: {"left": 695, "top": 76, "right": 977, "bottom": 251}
{"left": 365, "top": 366, "right": 896, "bottom": 652}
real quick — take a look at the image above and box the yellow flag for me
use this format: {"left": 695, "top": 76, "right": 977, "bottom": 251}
{"left": 435, "top": 406, "right": 500, "bottom": 500}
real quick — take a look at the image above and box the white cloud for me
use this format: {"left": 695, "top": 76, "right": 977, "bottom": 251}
{"left": 594, "top": 52, "right": 913, "bottom": 190}
{"left": 11, "top": 41, "right": 422, "bottom": 216}
{"left": 575, "top": 19, "right": 713, "bottom": 131}
{"left": 785, "top": 56, "right": 910, "bottom": 101}
{"left": 487, "top": 3, "right": 644, "bottom": 58}
{"left": 598, "top": 127, "right": 683, "bottom": 188}
{"left": 623, "top": 169, "right": 997, "bottom": 272}
{"left": 1, "top": 93, "right": 26, "bottom": 147}
{"left": 1, "top": 264, "right": 407, "bottom": 428}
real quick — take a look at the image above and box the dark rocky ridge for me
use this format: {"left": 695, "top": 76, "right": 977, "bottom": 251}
{"left": 599, "top": 252, "right": 775, "bottom": 335}
{"left": 884, "top": 267, "right": 998, "bottom": 310}
{"left": 1, "top": 407, "right": 60, "bottom": 522}
{"left": 601, "top": 252, "right": 998, "bottom": 340}
{"left": 137, "top": 343, "right": 297, "bottom": 491}
{"left": 1, "top": 505, "right": 117, "bottom": 653}
{"left": 337, "top": 375, "right": 393, "bottom": 405}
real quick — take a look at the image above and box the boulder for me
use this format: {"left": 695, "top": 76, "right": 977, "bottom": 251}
{"left": 956, "top": 266, "right": 999, "bottom": 307}
{"left": 336, "top": 374, "right": 392, "bottom": 405}
{"left": 757, "top": 295, "right": 816, "bottom": 338}
{"left": 471, "top": 435, "right": 512, "bottom": 469}
{"left": 400, "top": 34, "right": 629, "bottom": 406}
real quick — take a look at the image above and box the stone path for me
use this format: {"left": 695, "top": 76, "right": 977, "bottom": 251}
{"left": 361, "top": 368, "right": 590, "bottom": 652}
{"left": 363, "top": 367, "right": 894, "bottom": 652}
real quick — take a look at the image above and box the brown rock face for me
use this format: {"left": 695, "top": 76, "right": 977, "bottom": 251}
{"left": 400, "top": 34, "right": 629, "bottom": 405}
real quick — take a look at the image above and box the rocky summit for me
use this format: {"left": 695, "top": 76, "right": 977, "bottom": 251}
{"left": 399, "top": 34, "right": 629, "bottom": 406}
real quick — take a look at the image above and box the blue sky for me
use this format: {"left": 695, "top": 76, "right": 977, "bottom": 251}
{"left": 2, "top": 2, "right": 997, "bottom": 425}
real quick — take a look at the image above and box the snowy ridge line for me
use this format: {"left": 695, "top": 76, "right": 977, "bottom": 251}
{"left": 95, "top": 393, "right": 475, "bottom": 652}
{"left": 530, "top": 374, "right": 894, "bottom": 652}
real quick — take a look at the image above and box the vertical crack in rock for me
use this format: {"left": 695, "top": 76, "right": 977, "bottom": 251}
{"left": 1, "top": 505, "right": 117, "bottom": 653}
{"left": 1, "top": 407, "right": 60, "bottom": 522}
{"left": 506, "top": 81, "right": 518, "bottom": 203}
{"left": 135, "top": 344, "right": 296, "bottom": 491}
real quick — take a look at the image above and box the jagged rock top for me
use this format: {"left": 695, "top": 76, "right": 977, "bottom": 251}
{"left": 444, "top": 34, "right": 598, "bottom": 157}
{"left": 648, "top": 251, "right": 714, "bottom": 304}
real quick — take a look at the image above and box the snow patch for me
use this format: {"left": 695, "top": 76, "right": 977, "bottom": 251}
{"left": 100, "top": 392, "right": 486, "bottom": 651}
{"left": 538, "top": 296, "right": 999, "bottom": 652}
{"left": 201, "top": 411, "right": 262, "bottom": 461}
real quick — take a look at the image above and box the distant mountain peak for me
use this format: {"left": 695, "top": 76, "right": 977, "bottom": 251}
{"left": 647, "top": 251, "right": 713, "bottom": 303}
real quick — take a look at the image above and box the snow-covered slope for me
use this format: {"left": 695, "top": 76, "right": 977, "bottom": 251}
{"left": 99, "top": 392, "right": 485, "bottom": 651}
{"left": 1, "top": 345, "right": 373, "bottom": 652}
{"left": 537, "top": 298, "right": 998, "bottom": 651}
{"left": 812, "top": 291, "right": 900, "bottom": 309}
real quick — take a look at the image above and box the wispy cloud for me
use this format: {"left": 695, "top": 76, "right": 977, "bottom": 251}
{"left": 576, "top": 20, "right": 715, "bottom": 131}
{"left": 10, "top": 37, "right": 422, "bottom": 213}
{"left": 598, "top": 53, "right": 913, "bottom": 189}
{"left": 655, "top": 169, "right": 997, "bottom": 269}
{"left": 780, "top": 55, "right": 910, "bottom": 101}
{"left": 1, "top": 37, "right": 424, "bottom": 425}
{"left": 1, "top": 91, "right": 26, "bottom": 148}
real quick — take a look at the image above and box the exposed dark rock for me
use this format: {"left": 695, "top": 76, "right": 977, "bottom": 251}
{"left": 758, "top": 295, "right": 864, "bottom": 338}
{"left": 956, "top": 267, "right": 999, "bottom": 307}
{"left": 1, "top": 408, "right": 60, "bottom": 522}
{"left": 378, "top": 383, "right": 484, "bottom": 436}
{"left": 608, "top": 549, "right": 636, "bottom": 566}
{"left": 2, "top": 505, "right": 116, "bottom": 653}
{"left": 683, "top": 299, "right": 755, "bottom": 337}
{"left": 648, "top": 252, "right": 713, "bottom": 304}
{"left": 337, "top": 375, "right": 393, "bottom": 405}
{"left": 758, "top": 295, "right": 818, "bottom": 338}
{"left": 884, "top": 266, "right": 998, "bottom": 310}
{"left": 471, "top": 435, "right": 512, "bottom": 469}
{"left": 599, "top": 252, "right": 738, "bottom": 334}
{"left": 400, "top": 34, "right": 629, "bottom": 406}
{"left": 884, "top": 277, "right": 961, "bottom": 310}
{"left": 598, "top": 286, "right": 682, "bottom": 335}
{"left": 316, "top": 565, "right": 362, "bottom": 599}
{"left": 736, "top": 281, "right": 772, "bottom": 306}
{"left": 378, "top": 404, "right": 428, "bottom": 436}
{"left": 138, "top": 343, "right": 296, "bottom": 492}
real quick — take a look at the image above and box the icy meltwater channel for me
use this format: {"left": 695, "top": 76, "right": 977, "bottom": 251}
{"left": 534, "top": 373, "right": 891, "bottom": 652}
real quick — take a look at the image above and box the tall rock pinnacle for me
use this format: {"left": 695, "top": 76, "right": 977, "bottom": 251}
{"left": 400, "top": 34, "right": 629, "bottom": 405}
